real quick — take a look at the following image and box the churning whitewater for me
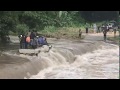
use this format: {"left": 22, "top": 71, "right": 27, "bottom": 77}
{"left": 29, "top": 43, "right": 119, "bottom": 79}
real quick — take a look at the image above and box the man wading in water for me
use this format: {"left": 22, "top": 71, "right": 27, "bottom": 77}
{"left": 103, "top": 25, "right": 108, "bottom": 42}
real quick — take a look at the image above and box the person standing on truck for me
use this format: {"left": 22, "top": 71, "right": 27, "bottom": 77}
{"left": 30, "top": 31, "right": 36, "bottom": 48}
{"left": 21, "top": 34, "right": 26, "bottom": 49}
{"left": 26, "top": 35, "right": 31, "bottom": 49}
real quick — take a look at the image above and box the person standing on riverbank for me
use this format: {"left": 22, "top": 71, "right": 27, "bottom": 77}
{"left": 93, "top": 24, "right": 97, "bottom": 33}
{"left": 97, "top": 26, "right": 100, "bottom": 33}
{"left": 86, "top": 27, "right": 88, "bottom": 34}
{"left": 114, "top": 29, "right": 117, "bottom": 38}
{"left": 79, "top": 29, "right": 82, "bottom": 38}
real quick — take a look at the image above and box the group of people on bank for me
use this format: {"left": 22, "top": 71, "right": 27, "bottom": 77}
{"left": 86, "top": 23, "right": 117, "bottom": 34}
{"left": 84, "top": 23, "right": 118, "bottom": 42}
{"left": 18, "top": 31, "right": 48, "bottom": 49}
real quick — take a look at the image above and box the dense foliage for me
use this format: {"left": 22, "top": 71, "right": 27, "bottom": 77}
{"left": 0, "top": 11, "right": 118, "bottom": 41}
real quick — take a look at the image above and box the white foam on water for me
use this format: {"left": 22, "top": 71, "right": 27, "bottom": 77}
{"left": 29, "top": 44, "right": 119, "bottom": 79}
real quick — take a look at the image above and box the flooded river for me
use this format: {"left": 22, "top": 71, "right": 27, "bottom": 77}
{"left": 0, "top": 34, "right": 119, "bottom": 79}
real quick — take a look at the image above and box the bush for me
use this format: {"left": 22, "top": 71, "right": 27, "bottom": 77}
{"left": 16, "top": 24, "right": 29, "bottom": 35}
{"left": 45, "top": 26, "right": 56, "bottom": 31}
{"left": 42, "top": 26, "right": 57, "bottom": 33}
{"left": 9, "top": 31, "right": 17, "bottom": 36}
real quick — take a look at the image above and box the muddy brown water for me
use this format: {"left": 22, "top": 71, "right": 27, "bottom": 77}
{"left": 0, "top": 34, "right": 119, "bottom": 79}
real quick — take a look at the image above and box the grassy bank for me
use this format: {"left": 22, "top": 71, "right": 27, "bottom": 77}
{"left": 9, "top": 25, "right": 93, "bottom": 40}
{"left": 38, "top": 27, "right": 86, "bottom": 40}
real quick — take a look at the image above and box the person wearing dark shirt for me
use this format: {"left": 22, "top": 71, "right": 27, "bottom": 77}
{"left": 97, "top": 26, "right": 100, "bottom": 33}
{"left": 30, "top": 31, "right": 37, "bottom": 49}
{"left": 20, "top": 34, "right": 26, "bottom": 49}
{"left": 18, "top": 34, "right": 22, "bottom": 49}
{"left": 79, "top": 29, "right": 82, "bottom": 38}
{"left": 114, "top": 29, "right": 117, "bottom": 38}
{"left": 86, "top": 27, "right": 88, "bottom": 34}
{"left": 103, "top": 29, "right": 107, "bottom": 42}
{"left": 30, "top": 31, "right": 36, "bottom": 39}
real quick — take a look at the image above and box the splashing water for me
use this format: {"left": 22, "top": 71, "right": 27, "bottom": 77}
{"left": 30, "top": 44, "right": 119, "bottom": 79}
